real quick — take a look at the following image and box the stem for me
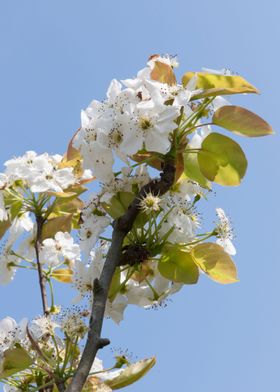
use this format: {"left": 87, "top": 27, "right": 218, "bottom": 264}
{"left": 35, "top": 215, "right": 48, "bottom": 315}
{"left": 48, "top": 279, "right": 55, "bottom": 310}
{"left": 66, "top": 159, "right": 176, "bottom": 392}
{"left": 181, "top": 232, "right": 215, "bottom": 247}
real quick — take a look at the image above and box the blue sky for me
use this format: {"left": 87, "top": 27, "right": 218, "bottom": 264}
{"left": 0, "top": 1, "right": 279, "bottom": 391}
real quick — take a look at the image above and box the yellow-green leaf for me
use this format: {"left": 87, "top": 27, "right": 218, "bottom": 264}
{"left": 158, "top": 245, "right": 199, "bottom": 284}
{"left": 198, "top": 132, "right": 247, "bottom": 186}
{"left": 131, "top": 151, "right": 163, "bottom": 170}
{"left": 102, "top": 192, "right": 135, "bottom": 219}
{"left": 42, "top": 214, "right": 73, "bottom": 240}
{"left": 84, "top": 378, "right": 112, "bottom": 392}
{"left": 47, "top": 191, "right": 77, "bottom": 198}
{"left": 213, "top": 105, "right": 274, "bottom": 137}
{"left": 183, "top": 151, "right": 211, "bottom": 188}
{"left": 52, "top": 268, "right": 73, "bottom": 283}
{"left": 0, "top": 219, "right": 11, "bottom": 240}
{"left": 182, "top": 72, "right": 259, "bottom": 99}
{"left": 53, "top": 197, "right": 84, "bottom": 215}
{"left": 105, "top": 357, "right": 156, "bottom": 390}
{"left": 108, "top": 268, "right": 121, "bottom": 301}
{"left": 0, "top": 346, "right": 33, "bottom": 378}
{"left": 191, "top": 243, "right": 238, "bottom": 284}
{"left": 66, "top": 128, "right": 82, "bottom": 161}
{"left": 150, "top": 61, "right": 176, "bottom": 85}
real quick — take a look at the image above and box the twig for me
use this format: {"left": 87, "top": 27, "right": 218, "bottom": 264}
{"left": 35, "top": 215, "right": 48, "bottom": 314}
{"left": 66, "top": 158, "right": 175, "bottom": 392}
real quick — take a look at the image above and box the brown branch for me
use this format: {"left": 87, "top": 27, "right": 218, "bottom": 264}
{"left": 35, "top": 215, "right": 49, "bottom": 315}
{"left": 66, "top": 158, "right": 175, "bottom": 392}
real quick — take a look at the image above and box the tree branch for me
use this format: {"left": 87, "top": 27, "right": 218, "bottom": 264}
{"left": 66, "top": 158, "right": 175, "bottom": 392}
{"left": 35, "top": 215, "right": 49, "bottom": 315}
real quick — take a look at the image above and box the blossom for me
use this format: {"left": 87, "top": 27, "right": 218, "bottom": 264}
{"left": 4, "top": 151, "right": 76, "bottom": 193}
{"left": 159, "top": 192, "right": 199, "bottom": 244}
{"left": 8, "top": 212, "right": 33, "bottom": 244}
{"left": 0, "top": 317, "right": 27, "bottom": 355}
{"left": 105, "top": 295, "right": 128, "bottom": 324}
{"left": 73, "top": 248, "right": 105, "bottom": 302}
{"left": 40, "top": 232, "right": 80, "bottom": 267}
{"left": 215, "top": 208, "right": 236, "bottom": 256}
{"left": 0, "top": 192, "right": 8, "bottom": 221}
{"left": 139, "top": 192, "right": 161, "bottom": 213}
{"left": 79, "top": 215, "right": 110, "bottom": 259}
{"left": 59, "top": 310, "right": 88, "bottom": 339}
{"left": 0, "top": 245, "right": 19, "bottom": 285}
{"left": 28, "top": 316, "right": 58, "bottom": 340}
{"left": 120, "top": 95, "right": 179, "bottom": 155}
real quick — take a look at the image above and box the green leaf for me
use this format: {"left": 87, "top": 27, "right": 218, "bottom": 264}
{"left": 191, "top": 243, "right": 238, "bottom": 284}
{"left": 9, "top": 200, "right": 23, "bottom": 220}
{"left": 0, "top": 346, "right": 33, "bottom": 378}
{"left": 182, "top": 72, "right": 259, "bottom": 99}
{"left": 52, "top": 268, "right": 73, "bottom": 283}
{"left": 105, "top": 357, "right": 156, "bottom": 390}
{"left": 158, "top": 245, "right": 199, "bottom": 284}
{"left": 108, "top": 268, "right": 121, "bottom": 301}
{"left": 66, "top": 129, "right": 82, "bottom": 161}
{"left": 102, "top": 192, "right": 135, "bottom": 219}
{"left": 52, "top": 196, "right": 84, "bottom": 215}
{"left": 213, "top": 105, "right": 274, "bottom": 137}
{"left": 42, "top": 214, "right": 73, "bottom": 240}
{"left": 183, "top": 151, "right": 211, "bottom": 188}
{"left": 0, "top": 219, "right": 11, "bottom": 240}
{"left": 198, "top": 132, "right": 247, "bottom": 186}
{"left": 150, "top": 61, "right": 176, "bottom": 85}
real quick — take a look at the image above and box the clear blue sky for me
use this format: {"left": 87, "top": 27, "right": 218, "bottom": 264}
{"left": 0, "top": 1, "right": 279, "bottom": 391}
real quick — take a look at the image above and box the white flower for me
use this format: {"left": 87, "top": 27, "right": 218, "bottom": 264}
{"left": 0, "top": 317, "right": 27, "bottom": 355}
{"left": 40, "top": 232, "right": 80, "bottom": 267}
{"left": 139, "top": 192, "right": 161, "bottom": 213}
{"left": 0, "top": 173, "right": 8, "bottom": 189}
{"left": 73, "top": 249, "right": 105, "bottom": 302}
{"left": 90, "top": 357, "right": 104, "bottom": 374}
{"left": 60, "top": 312, "right": 88, "bottom": 339}
{"left": 79, "top": 215, "right": 110, "bottom": 259}
{"left": 189, "top": 125, "right": 211, "bottom": 149}
{"left": 215, "top": 208, "right": 236, "bottom": 256}
{"left": 105, "top": 295, "right": 128, "bottom": 324}
{"left": 0, "top": 192, "right": 8, "bottom": 221}
{"left": 201, "top": 67, "right": 233, "bottom": 75}
{"left": 28, "top": 316, "right": 58, "bottom": 341}
{"left": 0, "top": 246, "right": 19, "bottom": 285}
{"left": 3, "top": 386, "right": 21, "bottom": 392}
{"left": 4, "top": 151, "right": 76, "bottom": 193}
{"left": 125, "top": 281, "right": 154, "bottom": 307}
{"left": 159, "top": 195, "right": 199, "bottom": 244}
{"left": 120, "top": 96, "right": 179, "bottom": 155}
{"left": 8, "top": 212, "right": 33, "bottom": 244}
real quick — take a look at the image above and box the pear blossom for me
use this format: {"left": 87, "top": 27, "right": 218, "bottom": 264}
{"left": 4, "top": 151, "right": 76, "bottom": 193}
{"left": 120, "top": 96, "right": 179, "bottom": 155}
{"left": 0, "top": 317, "right": 27, "bottom": 355}
{"left": 73, "top": 249, "right": 105, "bottom": 302}
{"left": 0, "top": 192, "right": 8, "bottom": 221}
{"left": 8, "top": 212, "right": 33, "bottom": 244}
{"left": 28, "top": 315, "right": 58, "bottom": 340}
{"left": 40, "top": 232, "right": 80, "bottom": 267}
{"left": 105, "top": 295, "right": 128, "bottom": 324}
{"left": 159, "top": 191, "right": 199, "bottom": 244}
{"left": 0, "top": 245, "right": 19, "bottom": 285}
{"left": 79, "top": 214, "right": 110, "bottom": 259}
{"left": 215, "top": 208, "right": 236, "bottom": 256}
{"left": 139, "top": 192, "right": 161, "bottom": 213}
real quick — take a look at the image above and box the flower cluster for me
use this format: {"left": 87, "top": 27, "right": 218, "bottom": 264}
{"left": 0, "top": 54, "right": 271, "bottom": 391}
